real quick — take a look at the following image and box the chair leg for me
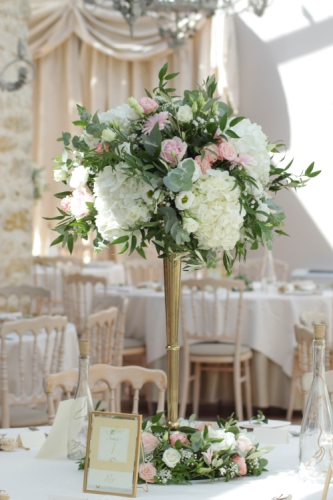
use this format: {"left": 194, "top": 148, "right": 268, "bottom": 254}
{"left": 179, "top": 360, "right": 191, "bottom": 419}
{"left": 287, "top": 352, "right": 299, "bottom": 421}
{"left": 193, "top": 363, "right": 201, "bottom": 418}
{"left": 233, "top": 365, "right": 243, "bottom": 421}
{"left": 244, "top": 359, "right": 252, "bottom": 420}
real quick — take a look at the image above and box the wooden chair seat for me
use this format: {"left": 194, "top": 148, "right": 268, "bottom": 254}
{"left": 189, "top": 342, "right": 252, "bottom": 358}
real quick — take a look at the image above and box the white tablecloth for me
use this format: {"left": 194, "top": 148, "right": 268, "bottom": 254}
{"left": 83, "top": 262, "right": 125, "bottom": 285}
{"left": 107, "top": 285, "right": 333, "bottom": 408}
{"left": 0, "top": 427, "right": 327, "bottom": 500}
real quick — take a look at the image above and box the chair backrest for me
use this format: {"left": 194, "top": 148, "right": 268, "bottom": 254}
{"left": 301, "top": 370, "right": 333, "bottom": 411}
{"left": 0, "top": 285, "right": 51, "bottom": 315}
{"left": 124, "top": 259, "right": 163, "bottom": 286}
{"left": 32, "top": 257, "right": 83, "bottom": 311}
{"left": 0, "top": 315, "right": 67, "bottom": 428}
{"left": 92, "top": 295, "right": 129, "bottom": 366}
{"left": 44, "top": 364, "right": 167, "bottom": 423}
{"left": 294, "top": 323, "right": 331, "bottom": 377}
{"left": 63, "top": 274, "right": 107, "bottom": 336}
{"left": 86, "top": 307, "right": 118, "bottom": 365}
{"left": 299, "top": 311, "right": 329, "bottom": 330}
{"left": 181, "top": 278, "right": 246, "bottom": 356}
{"left": 232, "top": 258, "right": 288, "bottom": 282}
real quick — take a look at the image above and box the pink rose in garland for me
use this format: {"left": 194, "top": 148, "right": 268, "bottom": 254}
{"left": 139, "top": 97, "right": 159, "bottom": 114}
{"left": 160, "top": 137, "right": 187, "bottom": 165}
{"left": 232, "top": 454, "right": 247, "bottom": 476}
{"left": 138, "top": 462, "right": 157, "bottom": 483}
{"left": 141, "top": 432, "right": 160, "bottom": 453}
{"left": 202, "top": 144, "right": 220, "bottom": 164}
{"left": 169, "top": 432, "right": 189, "bottom": 446}
{"left": 195, "top": 155, "right": 211, "bottom": 175}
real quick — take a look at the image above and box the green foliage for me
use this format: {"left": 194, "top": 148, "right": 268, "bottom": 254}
{"left": 163, "top": 159, "right": 195, "bottom": 192}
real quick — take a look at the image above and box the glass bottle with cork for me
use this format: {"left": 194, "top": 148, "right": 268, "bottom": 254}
{"left": 299, "top": 323, "right": 333, "bottom": 483}
{"left": 67, "top": 339, "right": 93, "bottom": 460}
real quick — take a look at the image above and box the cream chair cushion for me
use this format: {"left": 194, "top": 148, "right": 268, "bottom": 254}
{"left": 190, "top": 342, "right": 251, "bottom": 357}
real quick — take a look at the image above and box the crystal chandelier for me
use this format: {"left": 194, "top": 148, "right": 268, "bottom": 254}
{"left": 84, "top": 0, "right": 271, "bottom": 46}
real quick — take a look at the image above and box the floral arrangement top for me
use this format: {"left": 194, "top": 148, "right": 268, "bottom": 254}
{"left": 50, "top": 63, "right": 319, "bottom": 271}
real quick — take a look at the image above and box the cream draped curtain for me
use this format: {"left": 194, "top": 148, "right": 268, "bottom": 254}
{"left": 29, "top": 0, "right": 238, "bottom": 255}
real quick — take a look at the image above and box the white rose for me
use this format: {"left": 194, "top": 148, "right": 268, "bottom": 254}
{"left": 208, "top": 428, "right": 236, "bottom": 452}
{"left": 183, "top": 217, "right": 199, "bottom": 234}
{"left": 236, "top": 434, "right": 254, "bottom": 453}
{"left": 101, "top": 129, "right": 116, "bottom": 142}
{"left": 175, "top": 191, "right": 194, "bottom": 210}
{"left": 54, "top": 169, "right": 67, "bottom": 182}
{"left": 69, "top": 165, "right": 89, "bottom": 189}
{"left": 177, "top": 104, "right": 193, "bottom": 123}
{"left": 162, "top": 448, "right": 181, "bottom": 468}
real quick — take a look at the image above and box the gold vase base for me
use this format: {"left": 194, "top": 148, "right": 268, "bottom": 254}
{"left": 167, "top": 420, "right": 180, "bottom": 430}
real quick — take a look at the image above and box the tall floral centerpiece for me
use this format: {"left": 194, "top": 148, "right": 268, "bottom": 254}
{"left": 48, "top": 64, "right": 318, "bottom": 429}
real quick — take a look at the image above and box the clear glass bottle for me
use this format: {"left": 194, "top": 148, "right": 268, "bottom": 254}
{"left": 261, "top": 248, "right": 276, "bottom": 293}
{"left": 67, "top": 339, "right": 93, "bottom": 460}
{"left": 299, "top": 324, "right": 333, "bottom": 483}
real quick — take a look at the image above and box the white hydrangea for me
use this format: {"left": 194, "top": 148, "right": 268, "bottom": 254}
{"left": 94, "top": 163, "right": 153, "bottom": 242}
{"left": 228, "top": 118, "right": 270, "bottom": 187}
{"left": 98, "top": 104, "right": 139, "bottom": 134}
{"left": 187, "top": 170, "right": 244, "bottom": 251}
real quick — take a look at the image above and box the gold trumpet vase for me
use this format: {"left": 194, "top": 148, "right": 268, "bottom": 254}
{"left": 163, "top": 255, "right": 181, "bottom": 429}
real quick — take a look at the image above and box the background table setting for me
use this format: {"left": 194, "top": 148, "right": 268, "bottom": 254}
{"left": 106, "top": 281, "right": 333, "bottom": 409}
{"left": 0, "top": 424, "right": 327, "bottom": 500}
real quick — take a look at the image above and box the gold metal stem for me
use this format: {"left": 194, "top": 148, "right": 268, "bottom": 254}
{"left": 163, "top": 255, "right": 181, "bottom": 429}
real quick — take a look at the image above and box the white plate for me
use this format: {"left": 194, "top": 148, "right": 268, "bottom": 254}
{"left": 238, "top": 419, "right": 291, "bottom": 429}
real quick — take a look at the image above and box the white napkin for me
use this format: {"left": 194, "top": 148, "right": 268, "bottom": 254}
{"left": 252, "top": 427, "right": 290, "bottom": 444}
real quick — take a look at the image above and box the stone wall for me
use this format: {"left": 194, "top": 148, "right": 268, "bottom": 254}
{"left": 0, "top": 0, "right": 33, "bottom": 285}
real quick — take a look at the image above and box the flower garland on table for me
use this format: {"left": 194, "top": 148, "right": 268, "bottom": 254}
{"left": 47, "top": 64, "right": 319, "bottom": 272}
{"left": 138, "top": 414, "right": 272, "bottom": 484}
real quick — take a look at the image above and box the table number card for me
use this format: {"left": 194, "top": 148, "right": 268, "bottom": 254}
{"left": 83, "top": 411, "right": 142, "bottom": 498}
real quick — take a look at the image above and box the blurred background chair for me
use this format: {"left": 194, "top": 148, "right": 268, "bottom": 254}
{"left": 301, "top": 370, "right": 333, "bottom": 411}
{"left": 44, "top": 364, "right": 167, "bottom": 422}
{"left": 0, "top": 315, "right": 67, "bottom": 428}
{"left": 124, "top": 259, "right": 164, "bottom": 286}
{"left": 0, "top": 285, "right": 51, "bottom": 316}
{"left": 86, "top": 307, "right": 118, "bottom": 365}
{"left": 232, "top": 258, "right": 289, "bottom": 282}
{"left": 63, "top": 274, "right": 107, "bottom": 337}
{"left": 179, "top": 277, "right": 252, "bottom": 421}
{"left": 32, "top": 256, "right": 83, "bottom": 314}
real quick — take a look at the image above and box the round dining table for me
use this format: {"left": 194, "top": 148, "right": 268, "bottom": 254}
{"left": 107, "top": 284, "right": 333, "bottom": 409}
{"left": 0, "top": 426, "right": 327, "bottom": 500}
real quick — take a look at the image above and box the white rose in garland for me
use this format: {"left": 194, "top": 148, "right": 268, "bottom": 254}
{"left": 176, "top": 104, "right": 193, "bottom": 123}
{"left": 162, "top": 448, "right": 181, "bottom": 468}
{"left": 69, "top": 165, "right": 89, "bottom": 189}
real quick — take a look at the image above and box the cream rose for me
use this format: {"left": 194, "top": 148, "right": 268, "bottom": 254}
{"left": 162, "top": 448, "right": 181, "bottom": 468}
{"left": 69, "top": 165, "right": 89, "bottom": 189}
{"left": 54, "top": 169, "right": 67, "bottom": 182}
{"left": 101, "top": 129, "right": 116, "bottom": 142}
{"left": 138, "top": 463, "right": 157, "bottom": 483}
{"left": 176, "top": 104, "right": 193, "bottom": 123}
{"left": 236, "top": 434, "right": 253, "bottom": 453}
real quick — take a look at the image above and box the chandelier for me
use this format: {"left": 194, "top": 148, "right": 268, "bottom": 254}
{"left": 84, "top": 0, "right": 271, "bottom": 46}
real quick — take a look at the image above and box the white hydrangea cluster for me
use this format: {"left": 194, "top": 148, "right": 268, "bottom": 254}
{"left": 94, "top": 163, "right": 153, "bottom": 243}
{"left": 186, "top": 170, "right": 245, "bottom": 251}
{"left": 229, "top": 118, "right": 271, "bottom": 188}
{"left": 98, "top": 104, "right": 139, "bottom": 134}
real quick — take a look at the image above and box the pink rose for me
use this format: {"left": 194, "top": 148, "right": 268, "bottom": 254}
{"left": 195, "top": 155, "right": 211, "bottom": 175}
{"left": 160, "top": 137, "right": 187, "bottom": 165}
{"left": 138, "top": 462, "right": 157, "bottom": 483}
{"left": 236, "top": 435, "right": 253, "bottom": 453}
{"left": 170, "top": 432, "right": 189, "bottom": 446}
{"left": 232, "top": 454, "right": 247, "bottom": 476}
{"left": 60, "top": 196, "right": 71, "bottom": 213}
{"left": 202, "top": 144, "right": 219, "bottom": 165}
{"left": 96, "top": 142, "right": 109, "bottom": 153}
{"left": 70, "top": 187, "right": 95, "bottom": 220}
{"left": 141, "top": 432, "right": 160, "bottom": 453}
{"left": 195, "top": 422, "right": 212, "bottom": 432}
{"left": 218, "top": 140, "right": 237, "bottom": 162}
{"left": 139, "top": 97, "right": 159, "bottom": 114}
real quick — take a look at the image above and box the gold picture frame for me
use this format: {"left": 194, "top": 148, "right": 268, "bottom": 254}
{"left": 83, "top": 411, "right": 142, "bottom": 497}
